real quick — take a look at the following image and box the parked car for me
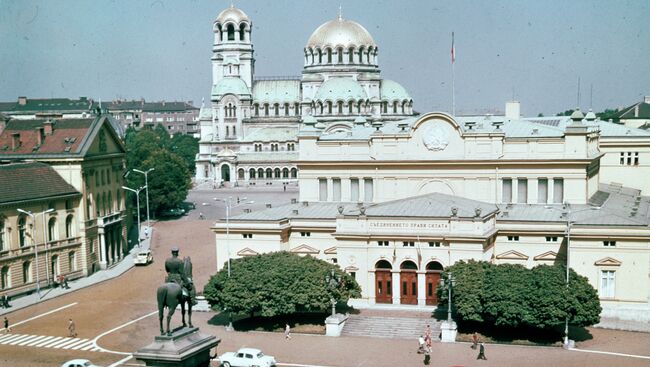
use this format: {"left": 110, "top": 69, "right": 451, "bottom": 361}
{"left": 219, "top": 348, "right": 276, "bottom": 367}
{"left": 160, "top": 207, "right": 186, "bottom": 217}
{"left": 134, "top": 249, "right": 153, "bottom": 265}
{"left": 60, "top": 359, "right": 99, "bottom": 367}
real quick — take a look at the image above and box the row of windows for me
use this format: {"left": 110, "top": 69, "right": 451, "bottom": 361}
{"left": 88, "top": 190, "right": 122, "bottom": 219}
{"left": 254, "top": 103, "right": 300, "bottom": 117}
{"left": 507, "top": 236, "right": 618, "bottom": 247}
{"left": 304, "top": 46, "right": 378, "bottom": 66}
{"left": 241, "top": 167, "right": 298, "bottom": 180}
{"left": 319, "top": 178, "right": 374, "bottom": 202}
{"left": 502, "top": 177, "right": 564, "bottom": 204}
{"left": 253, "top": 143, "right": 295, "bottom": 151}
{"left": 215, "top": 23, "right": 248, "bottom": 42}
{"left": 94, "top": 168, "right": 115, "bottom": 188}
{"left": 0, "top": 251, "right": 77, "bottom": 290}
{"left": 619, "top": 152, "right": 639, "bottom": 166}
{"left": 0, "top": 214, "right": 77, "bottom": 252}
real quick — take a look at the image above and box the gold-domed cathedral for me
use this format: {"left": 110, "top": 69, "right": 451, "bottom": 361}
{"left": 195, "top": 5, "right": 416, "bottom": 185}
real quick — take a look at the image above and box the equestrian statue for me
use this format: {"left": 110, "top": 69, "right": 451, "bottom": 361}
{"left": 157, "top": 246, "right": 197, "bottom": 335}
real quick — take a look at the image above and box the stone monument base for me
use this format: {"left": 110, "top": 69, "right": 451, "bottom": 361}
{"left": 134, "top": 327, "right": 220, "bottom": 367}
{"left": 325, "top": 313, "right": 348, "bottom": 337}
{"left": 440, "top": 321, "right": 457, "bottom": 343}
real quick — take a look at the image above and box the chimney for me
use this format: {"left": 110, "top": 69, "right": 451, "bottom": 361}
{"left": 505, "top": 101, "right": 520, "bottom": 119}
{"left": 18, "top": 96, "right": 27, "bottom": 106}
{"left": 291, "top": 198, "right": 297, "bottom": 204}
{"left": 36, "top": 127, "right": 45, "bottom": 145}
{"left": 644, "top": 96, "right": 650, "bottom": 104}
{"left": 43, "top": 120, "right": 54, "bottom": 135}
{"left": 11, "top": 133, "right": 20, "bottom": 149}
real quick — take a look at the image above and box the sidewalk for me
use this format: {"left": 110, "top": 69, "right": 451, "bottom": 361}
{"left": 0, "top": 225, "right": 153, "bottom": 317}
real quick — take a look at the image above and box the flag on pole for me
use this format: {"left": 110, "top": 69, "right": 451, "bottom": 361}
{"left": 451, "top": 32, "right": 455, "bottom": 64}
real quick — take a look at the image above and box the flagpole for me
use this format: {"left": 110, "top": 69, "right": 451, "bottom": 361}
{"left": 451, "top": 32, "right": 456, "bottom": 116}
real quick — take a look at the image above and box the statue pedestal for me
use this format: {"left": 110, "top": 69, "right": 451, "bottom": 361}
{"left": 134, "top": 327, "right": 220, "bottom": 367}
{"left": 325, "top": 313, "right": 348, "bottom": 337}
{"left": 440, "top": 321, "right": 457, "bottom": 343}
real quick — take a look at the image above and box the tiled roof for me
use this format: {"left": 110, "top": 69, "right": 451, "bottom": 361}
{"left": 615, "top": 101, "right": 650, "bottom": 119}
{"left": 252, "top": 80, "right": 301, "bottom": 104}
{"left": 142, "top": 101, "right": 198, "bottom": 112}
{"left": 0, "top": 118, "right": 94, "bottom": 155}
{"left": 0, "top": 162, "right": 80, "bottom": 204}
{"left": 0, "top": 98, "right": 93, "bottom": 113}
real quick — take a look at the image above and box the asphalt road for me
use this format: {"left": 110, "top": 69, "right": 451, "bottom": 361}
{"left": 1, "top": 187, "right": 650, "bottom": 367}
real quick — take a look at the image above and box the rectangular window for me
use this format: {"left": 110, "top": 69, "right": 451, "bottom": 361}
{"left": 545, "top": 236, "right": 558, "bottom": 242}
{"left": 620, "top": 152, "right": 625, "bottom": 165}
{"left": 507, "top": 235, "right": 519, "bottom": 242}
{"left": 242, "top": 234, "right": 253, "bottom": 239}
{"left": 300, "top": 232, "right": 311, "bottom": 237}
{"left": 350, "top": 178, "right": 359, "bottom": 202}
{"left": 502, "top": 178, "right": 512, "bottom": 203}
{"left": 600, "top": 270, "right": 615, "bottom": 298}
{"left": 603, "top": 241, "right": 616, "bottom": 247}
{"left": 402, "top": 241, "right": 414, "bottom": 247}
{"left": 332, "top": 178, "right": 341, "bottom": 201}
{"left": 553, "top": 178, "right": 564, "bottom": 204}
{"left": 364, "top": 178, "right": 373, "bottom": 202}
{"left": 634, "top": 152, "right": 639, "bottom": 166}
{"left": 538, "top": 178, "right": 548, "bottom": 204}
{"left": 428, "top": 241, "right": 441, "bottom": 247}
{"left": 350, "top": 272, "right": 356, "bottom": 279}
{"left": 627, "top": 152, "right": 632, "bottom": 165}
{"left": 517, "top": 178, "right": 528, "bottom": 203}
{"left": 377, "top": 241, "right": 389, "bottom": 247}
{"left": 319, "top": 178, "right": 328, "bottom": 201}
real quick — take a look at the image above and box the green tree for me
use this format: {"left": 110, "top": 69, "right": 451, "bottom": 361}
{"left": 437, "top": 261, "right": 600, "bottom": 330}
{"left": 142, "top": 150, "right": 191, "bottom": 213}
{"left": 169, "top": 133, "right": 199, "bottom": 174}
{"left": 204, "top": 252, "right": 361, "bottom": 317}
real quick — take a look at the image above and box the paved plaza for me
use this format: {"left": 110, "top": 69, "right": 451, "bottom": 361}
{"left": 1, "top": 187, "right": 649, "bottom": 367}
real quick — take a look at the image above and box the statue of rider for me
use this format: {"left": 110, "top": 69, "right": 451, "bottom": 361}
{"left": 165, "top": 247, "right": 197, "bottom": 305}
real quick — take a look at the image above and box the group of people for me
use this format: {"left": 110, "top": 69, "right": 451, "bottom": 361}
{"left": 0, "top": 294, "right": 10, "bottom": 308}
{"left": 417, "top": 328, "right": 487, "bottom": 363}
{"left": 472, "top": 332, "right": 487, "bottom": 360}
{"left": 56, "top": 274, "right": 70, "bottom": 289}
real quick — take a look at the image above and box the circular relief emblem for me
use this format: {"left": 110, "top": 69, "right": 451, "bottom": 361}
{"left": 422, "top": 124, "right": 450, "bottom": 151}
{"left": 348, "top": 255, "right": 356, "bottom": 264}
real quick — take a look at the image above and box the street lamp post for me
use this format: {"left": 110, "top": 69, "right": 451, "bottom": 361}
{"left": 446, "top": 272, "right": 454, "bottom": 323}
{"left": 133, "top": 168, "right": 155, "bottom": 230}
{"left": 546, "top": 203, "right": 600, "bottom": 347}
{"left": 325, "top": 269, "right": 341, "bottom": 317}
{"left": 17, "top": 208, "right": 54, "bottom": 299}
{"left": 122, "top": 185, "right": 146, "bottom": 246}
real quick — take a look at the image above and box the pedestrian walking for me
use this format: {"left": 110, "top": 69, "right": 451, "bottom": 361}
{"left": 417, "top": 335, "right": 425, "bottom": 353}
{"left": 477, "top": 342, "right": 487, "bottom": 360}
{"left": 424, "top": 324, "right": 432, "bottom": 340}
{"left": 199, "top": 212, "right": 204, "bottom": 220}
{"left": 144, "top": 227, "right": 149, "bottom": 238}
{"left": 284, "top": 323, "right": 291, "bottom": 339}
{"left": 472, "top": 332, "right": 479, "bottom": 349}
{"left": 423, "top": 346, "right": 431, "bottom": 365}
{"left": 3, "top": 317, "right": 11, "bottom": 333}
{"left": 68, "top": 318, "right": 77, "bottom": 337}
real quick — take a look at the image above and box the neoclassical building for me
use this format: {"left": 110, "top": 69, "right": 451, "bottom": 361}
{"left": 195, "top": 6, "right": 415, "bottom": 185}
{"left": 213, "top": 108, "right": 650, "bottom": 322}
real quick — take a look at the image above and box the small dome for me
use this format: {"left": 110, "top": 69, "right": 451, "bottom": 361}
{"left": 211, "top": 77, "right": 250, "bottom": 98}
{"left": 306, "top": 17, "right": 376, "bottom": 49}
{"left": 215, "top": 5, "right": 249, "bottom": 25}
{"left": 585, "top": 109, "right": 596, "bottom": 121}
{"left": 381, "top": 80, "right": 411, "bottom": 101}
{"left": 570, "top": 108, "right": 585, "bottom": 121}
{"left": 314, "top": 78, "right": 367, "bottom": 101}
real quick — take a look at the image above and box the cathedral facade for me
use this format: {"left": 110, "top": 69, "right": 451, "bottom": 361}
{"left": 195, "top": 6, "right": 415, "bottom": 185}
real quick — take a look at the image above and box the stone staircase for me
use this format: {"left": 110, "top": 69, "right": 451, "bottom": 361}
{"left": 341, "top": 315, "right": 441, "bottom": 340}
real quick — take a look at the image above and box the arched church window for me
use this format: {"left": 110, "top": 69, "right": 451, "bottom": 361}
{"left": 249, "top": 168, "right": 256, "bottom": 179}
{"left": 239, "top": 23, "right": 246, "bottom": 41}
{"left": 227, "top": 24, "right": 235, "bottom": 41}
{"left": 232, "top": 105, "right": 236, "bottom": 117}
{"left": 358, "top": 47, "right": 364, "bottom": 63}
{"left": 337, "top": 48, "right": 343, "bottom": 64}
{"left": 393, "top": 101, "right": 398, "bottom": 114}
{"left": 327, "top": 101, "right": 332, "bottom": 114}
{"left": 318, "top": 49, "right": 322, "bottom": 64}
{"left": 348, "top": 101, "right": 354, "bottom": 114}
{"left": 254, "top": 104, "right": 259, "bottom": 116}
{"left": 232, "top": 126, "right": 236, "bottom": 136}
{"left": 284, "top": 103, "right": 289, "bottom": 116}
{"left": 348, "top": 47, "right": 354, "bottom": 63}
{"left": 295, "top": 103, "right": 300, "bottom": 116}
{"left": 274, "top": 103, "right": 279, "bottom": 116}
{"left": 382, "top": 101, "right": 388, "bottom": 114}
{"left": 264, "top": 104, "right": 269, "bottom": 116}
{"left": 226, "top": 126, "right": 230, "bottom": 137}
{"left": 337, "top": 101, "right": 343, "bottom": 115}
{"left": 327, "top": 48, "right": 332, "bottom": 64}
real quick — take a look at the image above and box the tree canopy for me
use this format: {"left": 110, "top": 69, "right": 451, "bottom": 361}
{"left": 437, "top": 260, "right": 601, "bottom": 330}
{"left": 204, "top": 252, "right": 361, "bottom": 317}
{"left": 124, "top": 125, "right": 197, "bottom": 215}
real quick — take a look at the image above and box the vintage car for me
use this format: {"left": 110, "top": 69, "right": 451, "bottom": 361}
{"left": 219, "top": 348, "right": 276, "bottom": 367}
{"left": 60, "top": 359, "right": 99, "bottom": 367}
{"left": 134, "top": 249, "right": 153, "bottom": 265}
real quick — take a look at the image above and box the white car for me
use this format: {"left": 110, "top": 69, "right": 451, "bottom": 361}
{"left": 134, "top": 249, "right": 153, "bottom": 265}
{"left": 219, "top": 348, "right": 277, "bottom": 367}
{"left": 60, "top": 359, "right": 99, "bottom": 367}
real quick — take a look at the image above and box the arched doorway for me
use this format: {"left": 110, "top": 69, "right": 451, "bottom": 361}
{"left": 425, "top": 261, "right": 444, "bottom": 305}
{"left": 400, "top": 260, "right": 418, "bottom": 305}
{"left": 221, "top": 164, "right": 231, "bottom": 182}
{"left": 375, "top": 260, "right": 392, "bottom": 304}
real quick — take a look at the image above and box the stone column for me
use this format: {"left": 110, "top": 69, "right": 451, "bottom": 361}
{"left": 98, "top": 229, "right": 107, "bottom": 269}
{"left": 327, "top": 178, "right": 333, "bottom": 202}
{"left": 367, "top": 271, "right": 376, "bottom": 304}
{"left": 417, "top": 271, "right": 426, "bottom": 306}
{"left": 391, "top": 270, "right": 400, "bottom": 305}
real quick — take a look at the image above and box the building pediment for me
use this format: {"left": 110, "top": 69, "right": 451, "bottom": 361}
{"left": 237, "top": 247, "right": 259, "bottom": 256}
{"left": 496, "top": 250, "right": 529, "bottom": 260}
{"left": 595, "top": 257, "right": 622, "bottom": 266}
{"left": 534, "top": 251, "right": 558, "bottom": 261}
{"left": 290, "top": 244, "right": 320, "bottom": 254}
{"left": 324, "top": 246, "right": 337, "bottom": 254}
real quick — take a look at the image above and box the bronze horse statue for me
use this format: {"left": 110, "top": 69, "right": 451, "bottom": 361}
{"left": 157, "top": 256, "right": 193, "bottom": 335}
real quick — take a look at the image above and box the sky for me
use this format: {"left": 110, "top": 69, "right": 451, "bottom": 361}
{"left": 1, "top": 0, "right": 648, "bottom": 116}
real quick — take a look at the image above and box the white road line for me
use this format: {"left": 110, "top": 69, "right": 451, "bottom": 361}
{"left": 71, "top": 340, "right": 93, "bottom": 350}
{"left": 0, "top": 334, "right": 23, "bottom": 343}
{"left": 570, "top": 348, "right": 650, "bottom": 360}
{"left": 0, "top": 302, "right": 78, "bottom": 332}
{"left": 51, "top": 338, "right": 80, "bottom": 349}
{"left": 107, "top": 355, "right": 134, "bottom": 367}
{"left": 277, "top": 363, "right": 335, "bottom": 367}
{"left": 62, "top": 339, "right": 89, "bottom": 349}
{"left": 7, "top": 334, "right": 34, "bottom": 345}
{"left": 44, "top": 337, "right": 73, "bottom": 348}
{"left": 0, "top": 334, "right": 18, "bottom": 342}
{"left": 15, "top": 335, "right": 41, "bottom": 345}
{"left": 24, "top": 335, "right": 49, "bottom": 346}
{"left": 92, "top": 310, "right": 158, "bottom": 355}
{"left": 81, "top": 343, "right": 96, "bottom": 351}
{"left": 90, "top": 346, "right": 102, "bottom": 352}
{"left": 34, "top": 336, "right": 62, "bottom": 347}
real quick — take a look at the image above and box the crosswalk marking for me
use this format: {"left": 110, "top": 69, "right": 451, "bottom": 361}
{"left": 0, "top": 333, "right": 101, "bottom": 351}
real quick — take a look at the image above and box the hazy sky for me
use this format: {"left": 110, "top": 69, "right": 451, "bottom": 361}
{"left": 1, "top": 0, "right": 648, "bottom": 116}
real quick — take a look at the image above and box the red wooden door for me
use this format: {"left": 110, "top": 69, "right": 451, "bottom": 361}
{"left": 425, "top": 272, "right": 441, "bottom": 305}
{"left": 375, "top": 270, "right": 392, "bottom": 304}
{"left": 400, "top": 271, "right": 418, "bottom": 304}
